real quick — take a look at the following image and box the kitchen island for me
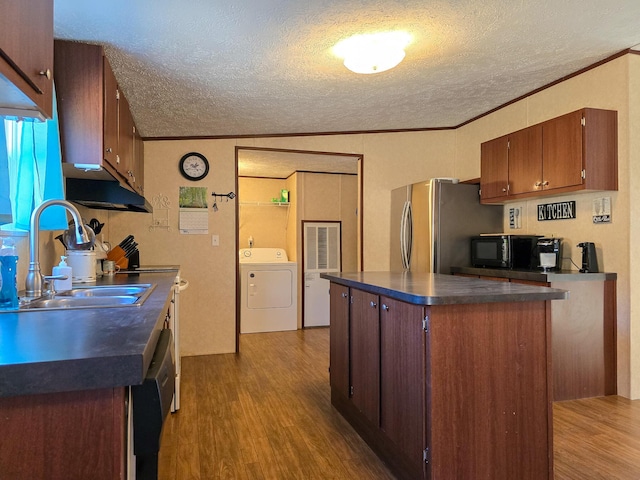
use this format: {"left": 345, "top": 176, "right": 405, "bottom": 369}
{"left": 0, "top": 269, "right": 178, "bottom": 479}
{"left": 321, "top": 271, "right": 567, "bottom": 480}
{"left": 452, "top": 266, "right": 617, "bottom": 401}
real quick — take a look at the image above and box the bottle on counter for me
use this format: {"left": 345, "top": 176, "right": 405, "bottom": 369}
{"left": 0, "top": 237, "right": 19, "bottom": 310}
{"left": 52, "top": 255, "right": 73, "bottom": 292}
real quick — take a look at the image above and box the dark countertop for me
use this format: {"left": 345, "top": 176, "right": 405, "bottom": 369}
{"left": 450, "top": 266, "right": 617, "bottom": 282}
{"left": 0, "top": 269, "right": 178, "bottom": 398}
{"left": 321, "top": 271, "right": 568, "bottom": 306}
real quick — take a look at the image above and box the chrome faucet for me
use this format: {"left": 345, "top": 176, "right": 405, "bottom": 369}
{"left": 25, "top": 199, "right": 91, "bottom": 297}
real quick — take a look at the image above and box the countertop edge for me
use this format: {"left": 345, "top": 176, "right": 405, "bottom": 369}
{"left": 0, "top": 271, "right": 177, "bottom": 398}
{"left": 322, "top": 272, "right": 568, "bottom": 306}
{"left": 451, "top": 266, "right": 617, "bottom": 282}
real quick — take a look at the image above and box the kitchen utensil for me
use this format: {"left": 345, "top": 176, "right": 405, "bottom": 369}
{"left": 55, "top": 234, "right": 67, "bottom": 249}
{"left": 103, "top": 260, "right": 120, "bottom": 276}
{"left": 578, "top": 242, "right": 598, "bottom": 273}
{"left": 66, "top": 250, "right": 97, "bottom": 283}
{"left": 123, "top": 242, "right": 138, "bottom": 257}
{"left": 107, "top": 245, "right": 126, "bottom": 262}
{"left": 64, "top": 222, "right": 95, "bottom": 250}
{"left": 119, "top": 235, "right": 134, "bottom": 248}
{"left": 88, "top": 218, "right": 105, "bottom": 235}
{"left": 115, "top": 256, "right": 129, "bottom": 270}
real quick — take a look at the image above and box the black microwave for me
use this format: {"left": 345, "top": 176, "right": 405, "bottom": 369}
{"left": 470, "top": 235, "right": 541, "bottom": 269}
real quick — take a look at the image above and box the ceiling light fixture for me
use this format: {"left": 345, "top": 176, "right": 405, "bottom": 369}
{"left": 333, "top": 31, "right": 411, "bottom": 74}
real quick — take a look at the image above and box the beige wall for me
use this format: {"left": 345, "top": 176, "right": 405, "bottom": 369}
{"left": 238, "top": 177, "right": 289, "bottom": 251}
{"left": 456, "top": 56, "right": 633, "bottom": 397}
{"left": 37, "top": 53, "right": 637, "bottom": 398}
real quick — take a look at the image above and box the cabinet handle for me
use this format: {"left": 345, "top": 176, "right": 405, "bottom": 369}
{"left": 370, "top": 301, "right": 377, "bottom": 308}
{"left": 105, "top": 147, "right": 113, "bottom": 153}
{"left": 502, "top": 187, "right": 507, "bottom": 192}
{"left": 38, "top": 69, "right": 52, "bottom": 80}
{"left": 382, "top": 304, "right": 389, "bottom": 311}
{"left": 341, "top": 292, "right": 348, "bottom": 298}
{"left": 542, "top": 181, "right": 549, "bottom": 186}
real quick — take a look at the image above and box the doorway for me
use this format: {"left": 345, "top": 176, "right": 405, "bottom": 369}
{"left": 235, "top": 146, "right": 363, "bottom": 350}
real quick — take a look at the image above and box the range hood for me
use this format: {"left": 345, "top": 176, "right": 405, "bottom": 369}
{"left": 65, "top": 178, "right": 152, "bottom": 213}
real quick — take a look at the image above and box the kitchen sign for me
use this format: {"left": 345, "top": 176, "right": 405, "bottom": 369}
{"left": 537, "top": 201, "right": 576, "bottom": 221}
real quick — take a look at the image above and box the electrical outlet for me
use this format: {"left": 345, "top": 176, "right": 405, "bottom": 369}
{"left": 211, "top": 234, "right": 220, "bottom": 246}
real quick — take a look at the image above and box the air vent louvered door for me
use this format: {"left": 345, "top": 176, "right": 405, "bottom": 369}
{"left": 304, "top": 222, "right": 341, "bottom": 327}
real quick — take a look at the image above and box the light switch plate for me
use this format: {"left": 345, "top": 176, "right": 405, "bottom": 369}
{"left": 211, "top": 234, "right": 220, "bottom": 246}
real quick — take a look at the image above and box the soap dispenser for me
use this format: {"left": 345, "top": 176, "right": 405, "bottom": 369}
{"left": 52, "top": 255, "right": 73, "bottom": 292}
{"left": 0, "top": 238, "right": 19, "bottom": 310}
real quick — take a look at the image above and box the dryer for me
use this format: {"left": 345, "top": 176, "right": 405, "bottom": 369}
{"left": 239, "top": 248, "right": 297, "bottom": 333}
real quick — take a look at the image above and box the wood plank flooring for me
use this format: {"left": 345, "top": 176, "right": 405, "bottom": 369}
{"left": 159, "top": 328, "right": 640, "bottom": 480}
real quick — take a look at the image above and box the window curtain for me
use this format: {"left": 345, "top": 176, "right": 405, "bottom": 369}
{"left": 2, "top": 83, "right": 67, "bottom": 231}
{"left": 0, "top": 125, "right": 11, "bottom": 225}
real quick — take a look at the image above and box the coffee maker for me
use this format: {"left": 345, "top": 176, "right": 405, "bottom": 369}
{"left": 536, "top": 238, "right": 562, "bottom": 271}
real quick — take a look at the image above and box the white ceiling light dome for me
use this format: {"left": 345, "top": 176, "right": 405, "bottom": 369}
{"left": 333, "top": 31, "right": 412, "bottom": 74}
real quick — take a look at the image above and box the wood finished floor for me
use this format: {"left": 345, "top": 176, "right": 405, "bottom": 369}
{"left": 158, "top": 328, "right": 640, "bottom": 480}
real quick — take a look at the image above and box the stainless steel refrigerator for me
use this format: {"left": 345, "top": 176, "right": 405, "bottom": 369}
{"left": 390, "top": 178, "right": 504, "bottom": 273}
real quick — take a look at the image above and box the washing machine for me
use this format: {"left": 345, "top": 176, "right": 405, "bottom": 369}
{"left": 239, "top": 248, "right": 297, "bottom": 333}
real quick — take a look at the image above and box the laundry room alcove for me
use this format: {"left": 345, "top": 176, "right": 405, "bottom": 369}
{"left": 238, "top": 172, "right": 358, "bottom": 331}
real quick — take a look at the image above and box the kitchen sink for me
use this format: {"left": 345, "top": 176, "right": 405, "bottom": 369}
{"left": 9, "top": 283, "right": 156, "bottom": 312}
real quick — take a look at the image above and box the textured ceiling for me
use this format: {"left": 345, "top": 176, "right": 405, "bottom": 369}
{"left": 54, "top": 0, "right": 640, "bottom": 140}
{"left": 238, "top": 149, "right": 359, "bottom": 179}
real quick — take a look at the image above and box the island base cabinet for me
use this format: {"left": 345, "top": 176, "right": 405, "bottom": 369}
{"left": 380, "top": 296, "right": 426, "bottom": 479}
{"left": 330, "top": 285, "right": 553, "bottom": 480}
{"left": 0, "top": 388, "right": 126, "bottom": 479}
{"left": 428, "top": 301, "right": 553, "bottom": 480}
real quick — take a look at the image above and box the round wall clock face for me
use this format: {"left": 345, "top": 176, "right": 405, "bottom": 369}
{"left": 179, "top": 152, "right": 210, "bottom": 181}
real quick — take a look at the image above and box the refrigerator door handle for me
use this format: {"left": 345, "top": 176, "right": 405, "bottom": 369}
{"left": 400, "top": 200, "right": 413, "bottom": 270}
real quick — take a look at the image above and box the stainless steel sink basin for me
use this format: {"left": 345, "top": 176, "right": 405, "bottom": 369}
{"left": 57, "top": 285, "right": 151, "bottom": 298}
{"left": 10, "top": 283, "right": 156, "bottom": 312}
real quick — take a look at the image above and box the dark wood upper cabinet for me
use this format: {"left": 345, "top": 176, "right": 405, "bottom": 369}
{"left": 0, "top": 0, "right": 53, "bottom": 119}
{"left": 103, "top": 56, "right": 119, "bottom": 169}
{"left": 508, "top": 123, "right": 543, "bottom": 195}
{"left": 480, "top": 135, "right": 509, "bottom": 201}
{"left": 54, "top": 40, "right": 144, "bottom": 193}
{"left": 118, "top": 91, "right": 134, "bottom": 182}
{"left": 480, "top": 108, "right": 617, "bottom": 203}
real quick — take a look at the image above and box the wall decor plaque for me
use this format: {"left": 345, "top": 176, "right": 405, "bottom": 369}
{"left": 537, "top": 201, "right": 576, "bottom": 221}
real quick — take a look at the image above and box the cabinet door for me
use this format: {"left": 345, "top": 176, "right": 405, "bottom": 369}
{"left": 480, "top": 135, "right": 509, "bottom": 200}
{"left": 103, "top": 56, "right": 119, "bottom": 170}
{"left": 380, "top": 296, "right": 426, "bottom": 478}
{"left": 0, "top": 0, "right": 53, "bottom": 118}
{"left": 133, "top": 126, "right": 145, "bottom": 195}
{"left": 542, "top": 110, "right": 583, "bottom": 190}
{"left": 508, "top": 125, "right": 543, "bottom": 195}
{"left": 0, "top": 388, "right": 126, "bottom": 479}
{"left": 54, "top": 40, "right": 105, "bottom": 168}
{"left": 350, "top": 288, "right": 380, "bottom": 426}
{"left": 329, "top": 283, "right": 350, "bottom": 398}
{"left": 118, "top": 91, "right": 134, "bottom": 182}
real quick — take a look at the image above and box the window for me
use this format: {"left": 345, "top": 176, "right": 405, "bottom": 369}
{"left": 0, "top": 85, "right": 67, "bottom": 232}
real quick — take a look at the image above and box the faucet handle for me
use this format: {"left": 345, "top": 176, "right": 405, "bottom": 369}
{"left": 42, "top": 274, "right": 68, "bottom": 296}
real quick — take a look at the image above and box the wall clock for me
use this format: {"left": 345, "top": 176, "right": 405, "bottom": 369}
{"left": 179, "top": 152, "right": 209, "bottom": 181}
